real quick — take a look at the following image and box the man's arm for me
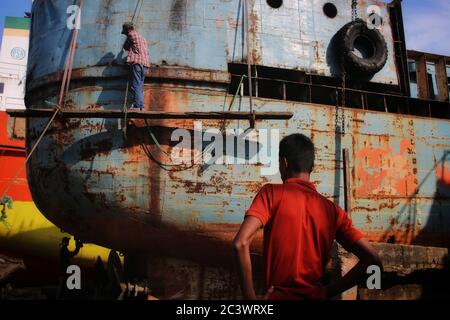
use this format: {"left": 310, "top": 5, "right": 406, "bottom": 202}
{"left": 123, "top": 38, "right": 131, "bottom": 51}
{"left": 324, "top": 238, "right": 382, "bottom": 299}
{"left": 233, "top": 216, "right": 262, "bottom": 300}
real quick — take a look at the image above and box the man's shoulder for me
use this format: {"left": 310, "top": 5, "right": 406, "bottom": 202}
{"left": 311, "top": 192, "right": 344, "bottom": 218}
{"left": 129, "top": 30, "right": 142, "bottom": 39}
{"left": 285, "top": 183, "right": 338, "bottom": 209}
{"left": 258, "top": 183, "right": 282, "bottom": 193}
{"left": 257, "top": 183, "right": 337, "bottom": 202}
{"left": 311, "top": 189, "right": 339, "bottom": 210}
{"left": 256, "top": 183, "right": 285, "bottom": 201}
{"left": 132, "top": 31, "right": 145, "bottom": 39}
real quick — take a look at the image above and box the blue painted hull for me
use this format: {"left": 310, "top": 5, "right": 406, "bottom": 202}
{"left": 25, "top": 0, "right": 450, "bottom": 270}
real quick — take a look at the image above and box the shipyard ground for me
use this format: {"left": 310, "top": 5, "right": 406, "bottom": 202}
{"left": 2, "top": 242, "right": 450, "bottom": 300}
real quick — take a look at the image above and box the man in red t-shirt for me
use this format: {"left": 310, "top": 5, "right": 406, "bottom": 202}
{"left": 233, "top": 133, "right": 381, "bottom": 300}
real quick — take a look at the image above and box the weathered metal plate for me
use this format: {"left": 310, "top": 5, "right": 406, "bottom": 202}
{"left": 28, "top": 0, "right": 398, "bottom": 86}
{"left": 23, "top": 0, "right": 450, "bottom": 299}
{"left": 25, "top": 83, "right": 450, "bottom": 259}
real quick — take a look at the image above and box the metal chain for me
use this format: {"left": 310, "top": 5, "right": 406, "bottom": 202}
{"left": 336, "top": 0, "right": 357, "bottom": 134}
{"left": 352, "top": 0, "right": 358, "bottom": 21}
{"left": 337, "top": 38, "right": 347, "bottom": 134}
{"left": 341, "top": 69, "right": 346, "bottom": 108}
{"left": 337, "top": 71, "right": 346, "bottom": 134}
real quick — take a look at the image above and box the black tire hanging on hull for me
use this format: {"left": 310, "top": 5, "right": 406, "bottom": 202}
{"left": 335, "top": 19, "right": 388, "bottom": 77}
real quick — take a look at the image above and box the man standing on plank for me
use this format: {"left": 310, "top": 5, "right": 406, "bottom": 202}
{"left": 122, "top": 22, "right": 150, "bottom": 111}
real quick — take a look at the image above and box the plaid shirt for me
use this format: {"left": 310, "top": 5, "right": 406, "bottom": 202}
{"left": 125, "top": 30, "right": 150, "bottom": 67}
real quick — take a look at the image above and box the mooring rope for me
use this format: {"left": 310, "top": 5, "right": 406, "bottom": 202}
{"left": 141, "top": 73, "right": 246, "bottom": 171}
{"left": 59, "top": 0, "right": 84, "bottom": 107}
{"left": 0, "top": 0, "right": 85, "bottom": 200}
{"left": 243, "top": 0, "right": 255, "bottom": 128}
{"left": 0, "top": 106, "right": 61, "bottom": 199}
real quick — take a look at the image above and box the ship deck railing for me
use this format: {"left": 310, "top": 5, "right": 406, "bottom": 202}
{"left": 228, "top": 73, "right": 450, "bottom": 120}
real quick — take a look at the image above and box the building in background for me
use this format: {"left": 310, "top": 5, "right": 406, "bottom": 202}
{"left": 0, "top": 16, "right": 114, "bottom": 288}
{"left": 408, "top": 50, "right": 450, "bottom": 102}
{"left": 0, "top": 16, "right": 30, "bottom": 111}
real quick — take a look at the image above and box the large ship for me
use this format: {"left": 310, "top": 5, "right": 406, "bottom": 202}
{"left": 7, "top": 0, "right": 450, "bottom": 298}
{"left": 0, "top": 16, "right": 113, "bottom": 288}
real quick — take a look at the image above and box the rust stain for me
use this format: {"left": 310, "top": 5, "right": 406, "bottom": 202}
{"left": 352, "top": 206, "right": 378, "bottom": 212}
{"left": 436, "top": 162, "right": 450, "bottom": 186}
{"left": 354, "top": 138, "right": 417, "bottom": 197}
{"left": 144, "top": 87, "right": 189, "bottom": 112}
{"left": 379, "top": 200, "right": 400, "bottom": 210}
{"left": 248, "top": 10, "right": 261, "bottom": 64}
{"left": 169, "top": 0, "right": 186, "bottom": 32}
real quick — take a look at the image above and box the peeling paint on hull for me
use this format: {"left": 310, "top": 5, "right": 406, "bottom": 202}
{"left": 26, "top": 83, "right": 450, "bottom": 260}
{"left": 24, "top": 0, "right": 450, "bottom": 298}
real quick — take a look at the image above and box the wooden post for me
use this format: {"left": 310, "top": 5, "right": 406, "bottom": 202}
{"left": 335, "top": 149, "right": 358, "bottom": 301}
{"left": 243, "top": 0, "right": 254, "bottom": 118}
{"left": 416, "top": 54, "right": 430, "bottom": 100}
{"left": 436, "top": 57, "right": 449, "bottom": 102}
{"left": 343, "top": 148, "right": 351, "bottom": 215}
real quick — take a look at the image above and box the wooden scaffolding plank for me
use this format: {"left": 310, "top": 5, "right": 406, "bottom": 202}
{"left": 6, "top": 109, "right": 293, "bottom": 120}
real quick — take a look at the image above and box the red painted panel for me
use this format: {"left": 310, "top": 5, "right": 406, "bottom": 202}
{"left": 0, "top": 111, "right": 32, "bottom": 201}
{"left": 0, "top": 112, "right": 25, "bottom": 149}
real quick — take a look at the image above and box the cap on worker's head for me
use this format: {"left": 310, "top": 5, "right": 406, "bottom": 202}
{"left": 122, "top": 22, "right": 134, "bottom": 31}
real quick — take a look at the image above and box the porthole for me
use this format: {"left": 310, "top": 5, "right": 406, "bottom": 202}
{"left": 267, "top": 0, "right": 283, "bottom": 9}
{"left": 323, "top": 3, "right": 338, "bottom": 18}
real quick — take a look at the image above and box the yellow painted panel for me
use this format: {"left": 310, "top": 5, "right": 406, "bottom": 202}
{"left": 0, "top": 201, "right": 119, "bottom": 267}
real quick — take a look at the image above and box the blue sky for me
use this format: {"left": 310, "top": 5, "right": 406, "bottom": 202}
{"left": 0, "top": 0, "right": 449, "bottom": 56}
{"left": 401, "top": 0, "right": 450, "bottom": 56}
{"left": 0, "top": 0, "right": 32, "bottom": 44}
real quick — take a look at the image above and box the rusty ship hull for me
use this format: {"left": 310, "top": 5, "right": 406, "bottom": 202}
{"left": 20, "top": 0, "right": 450, "bottom": 298}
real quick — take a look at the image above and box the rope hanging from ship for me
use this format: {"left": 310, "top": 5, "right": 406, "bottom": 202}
{"left": 243, "top": 0, "right": 255, "bottom": 128}
{"left": 3, "top": 0, "right": 285, "bottom": 176}
{"left": 123, "top": 0, "right": 144, "bottom": 139}
{"left": 118, "top": 0, "right": 194, "bottom": 171}
{"left": 0, "top": 0, "right": 84, "bottom": 211}
{"left": 138, "top": 0, "right": 256, "bottom": 171}
{"left": 0, "top": 105, "right": 61, "bottom": 204}
{"left": 59, "top": 0, "right": 84, "bottom": 107}
{"left": 139, "top": 72, "right": 250, "bottom": 172}
{"left": 121, "top": 0, "right": 215, "bottom": 172}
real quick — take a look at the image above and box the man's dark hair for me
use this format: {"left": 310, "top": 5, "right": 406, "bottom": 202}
{"left": 122, "top": 22, "right": 135, "bottom": 31}
{"left": 279, "top": 134, "right": 315, "bottom": 173}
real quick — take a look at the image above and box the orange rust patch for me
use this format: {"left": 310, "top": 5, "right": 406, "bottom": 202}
{"left": 145, "top": 87, "right": 189, "bottom": 112}
{"left": 436, "top": 162, "right": 450, "bottom": 186}
{"left": 400, "top": 139, "right": 413, "bottom": 154}
{"left": 355, "top": 139, "right": 417, "bottom": 197}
